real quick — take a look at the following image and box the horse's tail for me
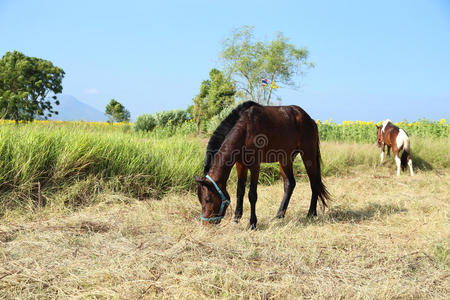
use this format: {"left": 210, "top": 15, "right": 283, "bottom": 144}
{"left": 401, "top": 136, "right": 411, "bottom": 171}
{"left": 314, "top": 126, "right": 331, "bottom": 207}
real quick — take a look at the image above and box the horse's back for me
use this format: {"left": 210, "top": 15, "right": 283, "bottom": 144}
{"left": 383, "top": 122, "right": 410, "bottom": 151}
{"left": 383, "top": 123, "right": 399, "bottom": 145}
{"left": 241, "top": 104, "right": 316, "bottom": 151}
{"left": 245, "top": 104, "right": 313, "bottom": 125}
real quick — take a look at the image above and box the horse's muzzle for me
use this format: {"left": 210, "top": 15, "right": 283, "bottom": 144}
{"left": 202, "top": 220, "right": 222, "bottom": 225}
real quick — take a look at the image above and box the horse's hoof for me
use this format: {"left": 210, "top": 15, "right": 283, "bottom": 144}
{"left": 248, "top": 223, "right": 257, "bottom": 230}
{"left": 276, "top": 213, "right": 285, "bottom": 219}
{"left": 233, "top": 218, "right": 241, "bottom": 223}
{"left": 306, "top": 212, "right": 317, "bottom": 218}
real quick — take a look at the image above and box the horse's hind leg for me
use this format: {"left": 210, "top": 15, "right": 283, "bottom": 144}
{"left": 394, "top": 151, "right": 401, "bottom": 176}
{"left": 407, "top": 154, "right": 414, "bottom": 176}
{"left": 248, "top": 165, "right": 260, "bottom": 229}
{"left": 300, "top": 146, "right": 320, "bottom": 217}
{"left": 234, "top": 162, "right": 248, "bottom": 223}
{"left": 276, "top": 161, "right": 296, "bottom": 218}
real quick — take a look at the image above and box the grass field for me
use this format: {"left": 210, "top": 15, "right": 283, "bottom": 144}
{"left": 0, "top": 169, "right": 448, "bottom": 298}
{"left": 0, "top": 120, "right": 449, "bottom": 298}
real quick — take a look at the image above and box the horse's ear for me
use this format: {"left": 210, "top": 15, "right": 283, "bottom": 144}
{"left": 194, "top": 176, "right": 204, "bottom": 184}
{"left": 194, "top": 176, "right": 214, "bottom": 189}
{"left": 376, "top": 125, "right": 380, "bottom": 129}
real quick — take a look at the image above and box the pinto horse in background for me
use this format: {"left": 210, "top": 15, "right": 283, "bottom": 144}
{"left": 376, "top": 119, "right": 414, "bottom": 176}
{"left": 194, "top": 101, "right": 330, "bottom": 229}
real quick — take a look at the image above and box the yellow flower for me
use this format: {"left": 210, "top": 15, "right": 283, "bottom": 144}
{"left": 440, "top": 118, "right": 446, "bottom": 124}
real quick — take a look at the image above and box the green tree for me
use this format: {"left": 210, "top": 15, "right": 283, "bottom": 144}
{"left": 207, "top": 68, "right": 235, "bottom": 116}
{"left": 0, "top": 51, "right": 65, "bottom": 122}
{"left": 192, "top": 68, "right": 235, "bottom": 134}
{"left": 105, "top": 99, "right": 130, "bottom": 123}
{"left": 221, "top": 26, "right": 313, "bottom": 105}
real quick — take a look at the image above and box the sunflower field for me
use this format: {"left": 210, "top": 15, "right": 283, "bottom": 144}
{"left": 316, "top": 119, "right": 448, "bottom": 143}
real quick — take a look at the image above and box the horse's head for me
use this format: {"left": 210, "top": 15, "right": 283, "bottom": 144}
{"left": 194, "top": 175, "right": 230, "bottom": 225}
{"left": 376, "top": 125, "right": 383, "bottom": 147}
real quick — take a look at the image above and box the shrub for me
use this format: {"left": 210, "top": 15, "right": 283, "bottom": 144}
{"left": 155, "top": 109, "right": 188, "bottom": 127}
{"left": 134, "top": 114, "right": 157, "bottom": 132}
{"left": 206, "top": 103, "right": 239, "bottom": 134}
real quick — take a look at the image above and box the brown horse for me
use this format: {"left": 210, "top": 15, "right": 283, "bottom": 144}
{"left": 376, "top": 119, "right": 414, "bottom": 176}
{"left": 194, "top": 101, "right": 330, "bottom": 229}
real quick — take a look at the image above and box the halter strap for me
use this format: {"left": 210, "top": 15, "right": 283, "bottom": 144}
{"left": 200, "top": 175, "right": 230, "bottom": 222}
{"left": 205, "top": 175, "right": 227, "bottom": 201}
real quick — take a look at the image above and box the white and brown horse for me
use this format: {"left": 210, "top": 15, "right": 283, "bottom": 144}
{"left": 376, "top": 119, "right": 414, "bottom": 176}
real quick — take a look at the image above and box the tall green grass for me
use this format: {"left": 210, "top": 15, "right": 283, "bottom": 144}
{"left": 0, "top": 124, "right": 203, "bottom": 211}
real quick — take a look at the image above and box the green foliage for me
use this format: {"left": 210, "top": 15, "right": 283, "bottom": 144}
{"left": 221, "top": 26, "right": 312, "bottom": 104}
{"left": 133, "top": 109, "right": 189, "bottom": 134}
{"left": 186, "top": 104, "right": 194, "bottom": 119}
{"left": 105, "top": 99, "right": 130, "bottom": 123}
{"left": 145, "top": 121, "right": 196, "bottom": 138}
{"left": 0, "top": 50, "right": 65, "bottom": 122}
{"left": 193, "top": 68, "right": 235, "bottom": 133}
{"left": 155, "top": 109, "right": 188, "bottom": 126}
{"left": 206, "top": 69, "right": 236, "bottom": 116}
{"left": 133, "top": 114, "right": 157, "bottom": 132}
{"left": 206, "top": 102, "right": 239, "bottom": 134}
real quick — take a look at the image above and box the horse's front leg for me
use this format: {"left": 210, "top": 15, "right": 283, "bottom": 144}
{"left": 248, "top": 165, "right": 260, "bottom": 229}
{"left": 380, "top": 144, "right": 385, "bottom": 164}
{"left": 234, "top": 162, "right": 248, "bottom": 223}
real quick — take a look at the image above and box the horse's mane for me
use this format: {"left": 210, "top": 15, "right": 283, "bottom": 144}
{"left": 203, "top": 101, "right": 261, "bottom": 175}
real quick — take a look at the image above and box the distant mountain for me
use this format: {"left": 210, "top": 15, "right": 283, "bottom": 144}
{"left": 50, "top": 94, "right": 107, "bottom": 122}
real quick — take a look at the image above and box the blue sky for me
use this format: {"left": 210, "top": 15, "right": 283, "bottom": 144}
{"left": 0, "top": 0, "right": 449, "bottom": 122}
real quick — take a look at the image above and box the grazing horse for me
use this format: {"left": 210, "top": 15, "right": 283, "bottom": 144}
{"left": 194, "top": 101, "right": 330, "bottom": 229}
{"left": 376, "top": 119, "right": 414, "bottom": 176}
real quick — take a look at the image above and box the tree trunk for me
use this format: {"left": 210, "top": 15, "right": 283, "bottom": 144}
{"left": 196, "top": 119, "right": 201, "bottom": 135}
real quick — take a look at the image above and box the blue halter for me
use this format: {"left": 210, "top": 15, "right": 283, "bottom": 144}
{"left": 200, "top": 175, "right": 230, "bottom": 222}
